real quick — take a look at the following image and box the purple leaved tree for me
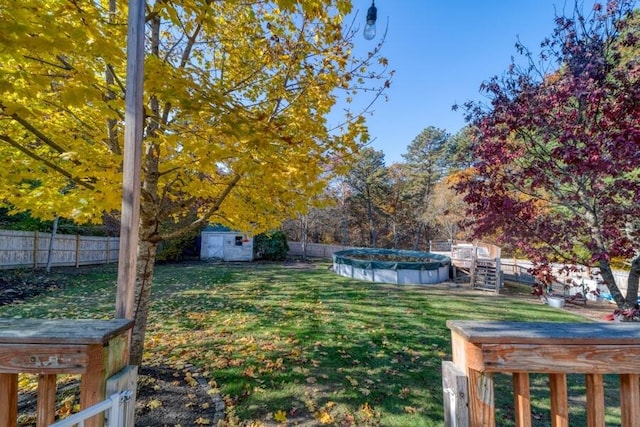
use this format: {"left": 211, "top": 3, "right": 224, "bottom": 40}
{"left": 456, "top": 1, "right": 640, "bottom": 313}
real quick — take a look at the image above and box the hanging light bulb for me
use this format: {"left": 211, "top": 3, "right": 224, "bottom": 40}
{"left": 363, "top": 1, "right": 377, "bottom": 40}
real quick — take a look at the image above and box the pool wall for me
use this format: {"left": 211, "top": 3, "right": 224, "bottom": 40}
{"left": 332, "top": 249, "right": 451, "bottom": 285}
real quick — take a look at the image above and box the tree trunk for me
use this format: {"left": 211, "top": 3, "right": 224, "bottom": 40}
{"left": 341, "top": 210, "right": 348, "bottom": 246}
{"left": 366, "top": 199, "right": 376, "bottom": 247}
{"left": 413, "top": 223, "right": 422, "bottom": 251}
{"left": 129, "top": 232, "right": 159, "bottom": 366}
{"left": 625, "top": 255, "right": 640, "bottom": 308}
{"left": 127, "top": 13, "right": 162, "bottom": 366}
{"left": 598, "top": 259, "right": 635, "bottom": 310}
{"left": 392, "top": 222, "right": 398, "bottom": 249}
{"left": 104, "top": 0, "right": 119, "bottom": 155}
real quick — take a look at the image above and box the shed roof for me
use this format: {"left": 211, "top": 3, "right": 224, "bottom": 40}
{"left": 202, "top": 224, "right": 233, "bottom": 232}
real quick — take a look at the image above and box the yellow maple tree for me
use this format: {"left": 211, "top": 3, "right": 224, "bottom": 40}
{"left": 0, "top": 0, "right": 390, "bottom": 364}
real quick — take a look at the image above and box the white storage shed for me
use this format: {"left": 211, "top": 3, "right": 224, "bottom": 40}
{"left": 200, "top": 226, "right": 253, "bottom": 262}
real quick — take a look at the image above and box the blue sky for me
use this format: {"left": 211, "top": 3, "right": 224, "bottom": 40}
{"left": 339, "top": 1, "right": 603, "bottom": 164}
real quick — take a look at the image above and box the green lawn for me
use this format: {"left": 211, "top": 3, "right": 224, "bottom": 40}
{"left": 1, "top": 261, "right": 604, "bottom": 426}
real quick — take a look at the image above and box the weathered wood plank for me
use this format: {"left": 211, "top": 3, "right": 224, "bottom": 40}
{"left": 36, "top": 374, "right": 56, "bottom": 427}
{"left": 468, "top": 369, "right": 494, "bottom": 427}
{"left": 106, "top": 365, "right": 138, "bottom": 427}
{"left": 585, "top": 374, "right": 605, "bottom": 427}
{"left": 478, "top": 344, "right": 640, "bottom": 374}
{"left": 0, "top": 373, "right": 18, "bottom": 427}
{"left": 549, "top": 373, "right": 568, "bottom": 427}
{"left": 0, "top": 319, "right": 133, "bottom": 345}
{"left": 0, "top": 344, "right": 88, "bottom": 374}
{"left": 619, "top": 373, "right": 640, "bottom": 427}
{"left": 512, "top": 373, "right": 531, "bottom": 427}
{"left": 80, "top": 344, "right": 106, "bottom": 427}
{"left": 446, "top": 321, "right": 640, "bottom": 345}
{"left": 115, "top": 0, "right": 145, "bottom": 322}
{"left": 105, "top": 333, "right": 129, "bottom": 378}
{"left": 442, "top": 361, "right": 469, "bottom": 427}
{"left": 451, "top": 331, "right": 484, "bottom": 374}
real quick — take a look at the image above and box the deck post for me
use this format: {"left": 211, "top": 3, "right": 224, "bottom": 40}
{"left": 513, "top": 372, "right": 531, "bottom": 427}
{"left": 549, "top": 373, "right": 568, "bottom": 427}
{"left": 619, "top": 374, "right": 640, "bottom": 426}
{"left": 442, "top": 361, "right": 469, "bottom": 426}
{"left": 0, "top": 319, "right": 133, "bottom": 427}
{"left": 36, "top": 374, "right": 57, "bottom": 427}
{"left": 585, "top": 374, "right": 605, "bottom": 427}
{"left": 0, "top": 373, "right": 18, "bottom": 427}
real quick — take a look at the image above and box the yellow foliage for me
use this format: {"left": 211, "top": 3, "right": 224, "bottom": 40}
{"left": 273, "top": 410, "right": 288, "bottom": 422}
{"left": 314, "top": 409, "right": 333, "bottom": 424}
{"left": 0, "top": 0, "right": 388, "bottom": 231}
{"left": 0, "top": 0, "right": 391, "bottom": 368}
{"left": 360, "top": 402, "right": 375, "bottom": 418}
{"left": 147, "top": 399, "right": 163, "bottom": 409}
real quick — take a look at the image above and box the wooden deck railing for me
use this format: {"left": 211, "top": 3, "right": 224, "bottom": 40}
{"left": 0, "top": 318, "right": 134, "bottom": 427}
{"left": 443, "top": 321, "right": 640, "bottom": 427}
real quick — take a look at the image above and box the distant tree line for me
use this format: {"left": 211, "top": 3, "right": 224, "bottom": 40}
{"left": 281, "top": 125, "right": 476, "bottom": 251}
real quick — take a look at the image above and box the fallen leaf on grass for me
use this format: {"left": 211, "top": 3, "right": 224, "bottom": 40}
{"left": 360, "top": 402, "right": 375, "bottom": 418}
{"left": 399, "top": 387, "right": 411, "bottom": 398}
{"left": 274, "top": 410, "right": 288, "bottom": 422}
{"left": 147, "top": 399, "right": 163, "bottom": 409}
{"left": 185, "top": 372, "right": 199, "bottom": 386}
{"left": 359, "top": 387, "right": 371, "bottom": 396}
{"left": 342, "top": 413, "right": 355, "bottom": 426}
{"left": 345, "top": 375, "right": 358, "bottom": 387}
{"left": 314, "top": 410, "right": 333, "bottom": 424}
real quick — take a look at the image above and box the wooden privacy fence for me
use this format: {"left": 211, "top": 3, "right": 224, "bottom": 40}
{"left": 443, "top": 321, "right": 640, "bottom": 427}
{"left": 288, "top": 242, "right": 357, "bottom": 258}
{"left": 0, "top": 229, "right": 119, "bottom": 270}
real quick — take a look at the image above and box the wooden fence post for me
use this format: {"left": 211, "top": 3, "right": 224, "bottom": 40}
{"left": 76, "top": 234, "right": 81, "bottom": 268}
{"left": 33, "top": 231, "right": 38, "bottom": 269}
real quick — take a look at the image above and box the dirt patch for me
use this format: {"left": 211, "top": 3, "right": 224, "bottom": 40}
{"left": 16, "top": 365, "right": 224, "bottom": 426}
{"left": 134, "top": 365, "right": 225, "bottom": 426}
{"left": 0, "top": 273, "right": 65, "bottom": 305}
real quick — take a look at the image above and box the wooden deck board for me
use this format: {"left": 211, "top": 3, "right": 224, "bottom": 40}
{"left": 447, "top": 321, "right": 640, "bottom": 345}
{"left": 0, "top": 319, "right": 133, "bottom": 345}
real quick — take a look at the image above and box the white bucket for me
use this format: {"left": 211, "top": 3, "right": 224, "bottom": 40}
{"left": 547, "top": 295, "right": 565, "bottom": 308}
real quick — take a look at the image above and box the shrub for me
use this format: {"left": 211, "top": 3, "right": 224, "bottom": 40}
{"left": 253, "top": 230, "right": 289, "bottom": 261}
{"left": 156, "top": 231, "right": 200, "bottom": 263}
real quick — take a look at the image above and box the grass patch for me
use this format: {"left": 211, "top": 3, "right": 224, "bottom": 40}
{"left": 1, "top": 261, "right": 607, "bottom": 426}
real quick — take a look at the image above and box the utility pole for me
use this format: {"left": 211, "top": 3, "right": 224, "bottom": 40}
{"left": 116, "top": 0, "right": 145, "bottom": 327}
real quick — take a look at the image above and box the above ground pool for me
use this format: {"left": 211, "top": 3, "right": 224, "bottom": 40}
{"left": 332, "top": 248, "right": 451, "bottom": 285}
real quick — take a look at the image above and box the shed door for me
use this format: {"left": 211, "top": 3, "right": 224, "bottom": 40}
{"left": 203, "top": 235, "right": 224, "bottom": 259}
